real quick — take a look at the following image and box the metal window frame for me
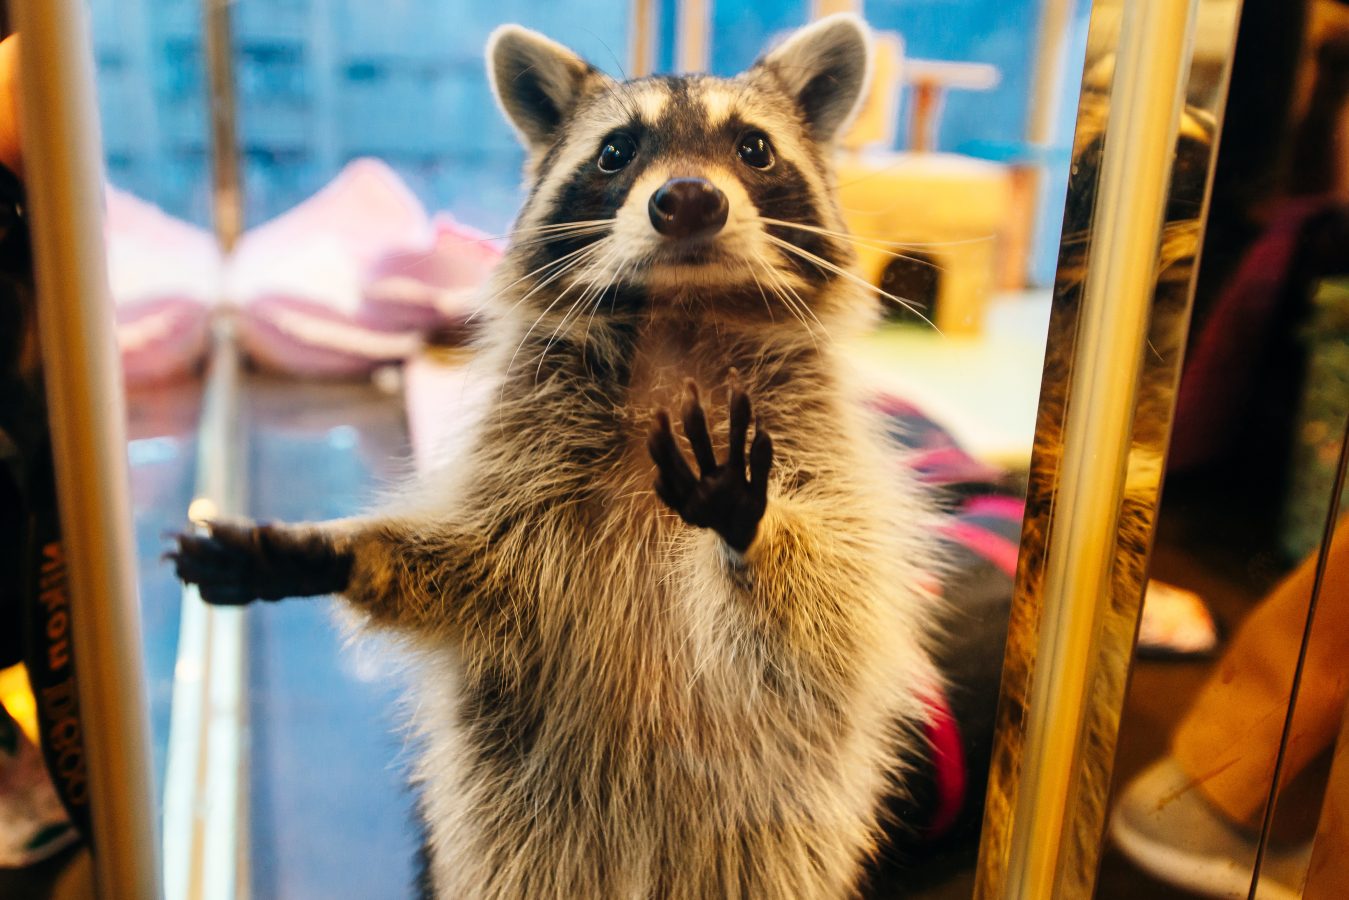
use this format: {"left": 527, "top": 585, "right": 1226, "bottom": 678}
{"left": 160, "top": 2, "right": 250, "bottom": 899}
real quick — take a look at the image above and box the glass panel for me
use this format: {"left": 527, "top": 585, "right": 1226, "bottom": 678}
{"left": 235, "top": 1, "right": 634, "bottom": 234}
{"left": 243, "top": 381, "right": 415, "bottom": 896}
{"left": 1101, "top": 1, "right": 1349, "bottom": 897}
{"left": 976, "top": 0, "right": 1246, "bottom": 895}
{"left": 10, "top": 0, "right": 1215, "bottom": 896}
{"left": 1305, "top": 466, "right": 1349, "bottom": 898}
{"left": 193, "top": 0, "right": 1098, "bottom": 895}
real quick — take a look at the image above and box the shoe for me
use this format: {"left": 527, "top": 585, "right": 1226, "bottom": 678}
{"left": 1110, "top": 758, "right": 1310, "bottom": 899}
{"left": 0, "top": 703, "right": 80, "bottom": 869}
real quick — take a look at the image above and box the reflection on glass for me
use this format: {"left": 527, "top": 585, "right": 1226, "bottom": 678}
{"left": 1306, "top": 507, "right": 1349, "bottom": 899}
{"left": 1103, "top": 1, "right": 1349, "bottom": 897}
{"left": 974, "top": 0, "right": 1241, "bottom": 894}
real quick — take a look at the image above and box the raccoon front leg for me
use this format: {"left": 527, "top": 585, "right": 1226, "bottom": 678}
{"left": 647, "top": 379, "right": 773, "bottom": 553}
{"left": 169, "top": 519, "right": 353, "bottom": 606}
{"left": 169, "top": 517, "right": 465, "bottom": 632}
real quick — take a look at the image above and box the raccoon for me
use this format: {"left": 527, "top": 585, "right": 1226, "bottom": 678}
{"left": 171, "top": 15, "right": 943, "bottom": 899}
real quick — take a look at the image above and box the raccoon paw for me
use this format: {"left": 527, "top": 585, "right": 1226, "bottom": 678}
{"left": 166, "top": 519, "right": 352, "bottom": 606}
{"left": 647, "top": 377, "right": 773, "bottom": 553}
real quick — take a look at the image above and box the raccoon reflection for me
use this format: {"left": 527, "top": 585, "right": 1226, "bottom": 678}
{"left": 173, "top": 16, "right": 945, "bottom": 899}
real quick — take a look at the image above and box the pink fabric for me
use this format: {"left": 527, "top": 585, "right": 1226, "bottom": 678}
{"left": 922, "top": 689, "right": 967, "bottom": 839}
{"left": 960, "top": 494, "right": 1026, "bottom": 522}
{"left": 231, "top": 159, "right": 502, "bottom": 377}
{"left": 102, "top": 160, "right": 503, "bottom": 382}
{"left": 364, "top": 214, "right": 504, "bottom": 332}
{"left": 937, "top": 519, "right": 1020, "bottom": 577}
{"left": 1170, "top": 198, "right": 1335, "bottom": 471}
{"left": 104, "top": 186, "right": 217, "bottom": 388}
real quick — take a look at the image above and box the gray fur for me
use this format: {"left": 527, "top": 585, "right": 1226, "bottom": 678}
{"left": 185, "top": 16, "right": 942, "bottom": 898}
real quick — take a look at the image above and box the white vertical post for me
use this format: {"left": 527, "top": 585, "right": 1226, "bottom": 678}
{"left": 162, "top": 2, "right": 250, "bottom": 898}
{"left": 12, "top": 0, "right": 161, "bottom": 896}
{"left": 674, "top": 0, "right": 711, "bottom": 74}
{"left": 1025, "top": 0, "right": 1076, "bottom": 148}
{"left": 630, "top": 0, "right": 657, "bottom": 78}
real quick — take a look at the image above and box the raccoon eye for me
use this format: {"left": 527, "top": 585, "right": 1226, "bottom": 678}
{"left": 597, "top": 134, "right": 638, "bottom": 173}
{"left": 737, "top": 131, "right": 775, "bottom": 170}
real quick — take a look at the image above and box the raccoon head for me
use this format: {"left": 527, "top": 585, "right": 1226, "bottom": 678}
{"left": 486, "top": 15, "right": 871, "bottom": 328}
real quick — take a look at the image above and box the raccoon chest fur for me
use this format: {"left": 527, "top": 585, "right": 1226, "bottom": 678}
{"left": 410, "top": 516, "right": 904, "bottom": 900}
{"left": 404, "top": 347, "right": 931, "bottom": 899}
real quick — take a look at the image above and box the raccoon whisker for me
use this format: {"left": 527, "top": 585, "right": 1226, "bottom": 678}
{"left": 535, "top": 242, "right": 625, "bottom": 377}
{"left": 764, "top": 233, "right": 945, "bottom": 336}
{"left": 394, "top": 219, "right": 615, "bottom": 259}
{"left": 496, "top": 247, "right": 607, "bottom": 374}
{"left": 505, "top": 223, "right": 616, "bottom": 251}
{"left": 514, "top": 219, "right": 617, "bottom": 235}
{"left": 581, "top": 256, "right": 630, "bottom": 352}
{"left": 565, "top": 243, "right": 625, "bottom": 337}
{"left": 508, "top": 240, "right": 610, "bottom": 381}
{"left": 369, "top": 222, "right": 610, "bottom": 278}
{"left": 752, "top": 211, "right": 992, "bottom": 251}
{"left": 507, "top": 223, "right": 615, "bottom": 244}
{"left": 754, "top": 245, "right": 827, "bottom": 340}
{"left": 766, "top": 231, "right": 928, "bottom": 327}
{"left": 755, "top": 257, "right": 811, "bottom": 339}
{"left": 576, "top": 259, "right": 628, "bottom": 360}
{"left": 831, "top": 221, "right": 996, "bottom": 250}
{"left": 468, "top": 240, "right": 606, "bottom": 324}
{"left": 539, "top": 264, "right": 605, "bottom": 364}
{"left": 756, "top": 217, "right": 950, "bottom": 272}
{"left": 495, "top": 220, "right": 615, "bottom": 249}
{"left": 752, "top": 254, "right": 808, "bottom": 335}
{"left": 776, "top": 269, "right": 828, "bottom": 344}
{"left": 752, "top": 250, "right": 822, "bottom": 347}
{"left": 375, "top": 223, "right": 611, "bottom": 296}
{"left": 746, "top": 259, "right": 776, "bottom": 324}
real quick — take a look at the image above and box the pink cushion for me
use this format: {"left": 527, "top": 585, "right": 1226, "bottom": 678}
{"left": 363, "top": 213, "right": 503, "bottom": 332}
{"left": 105, "top": 186, "right": 217, "bottom": 388}
{"left": 232, "top": 159, "right": 502, "bottom": 377}
{"left": 104, "top": 161, "right": 503, "bottom": 382}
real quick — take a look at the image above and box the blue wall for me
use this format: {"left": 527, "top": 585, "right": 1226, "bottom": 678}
{"left": 88, "top": 0, "right": 1088, "bottom": 282}
{"left": 89, "top": 0, "right": 630, "bottom": 233}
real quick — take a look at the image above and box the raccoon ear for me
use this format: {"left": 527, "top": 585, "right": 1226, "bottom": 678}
{"left": 487, "top": 26, "right": 603, "bottom": 151}
{"left": 755, "top": 14, "right": 872, "bottom": 142}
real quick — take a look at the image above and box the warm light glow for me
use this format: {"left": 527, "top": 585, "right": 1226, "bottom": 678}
{"left": 188, "top": 497, "right": 218, "bottom": 524}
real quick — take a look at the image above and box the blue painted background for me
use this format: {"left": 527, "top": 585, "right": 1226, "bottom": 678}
{"left": 87, "top": 0, "right": 1088, "bottom": 282}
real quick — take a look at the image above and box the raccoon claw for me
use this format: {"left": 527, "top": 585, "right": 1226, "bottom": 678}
{"left": 166, "top": 519, "right": 353, "bottom": 605}
{"left": 648, "top": 379, "right": 773, "bottom": 553}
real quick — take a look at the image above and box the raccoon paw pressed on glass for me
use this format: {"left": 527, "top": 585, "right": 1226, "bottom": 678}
{"left": 648, "top": 377, "right": 773, "bottom": 554}
{"left": 171, "top": 14, "right": 945, "bottom": 899}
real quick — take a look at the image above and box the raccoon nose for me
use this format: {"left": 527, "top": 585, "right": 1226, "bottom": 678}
{"left": 648, "top": 178, "right": 728, "bottom": 240}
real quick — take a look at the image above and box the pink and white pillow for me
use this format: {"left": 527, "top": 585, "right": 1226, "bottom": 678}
{"left": 105, "top": 158, "right": 503, "bottom": 383}
{"left": 105, "top": 186, "right": 217, "bottom": 388}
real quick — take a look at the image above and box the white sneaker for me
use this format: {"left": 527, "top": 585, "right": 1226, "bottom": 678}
{"left": 0, "top": 706, "right": 80, "bottom": 869}
{"left": 1110, "top": 758, "right": 1310, "bottom": 900}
